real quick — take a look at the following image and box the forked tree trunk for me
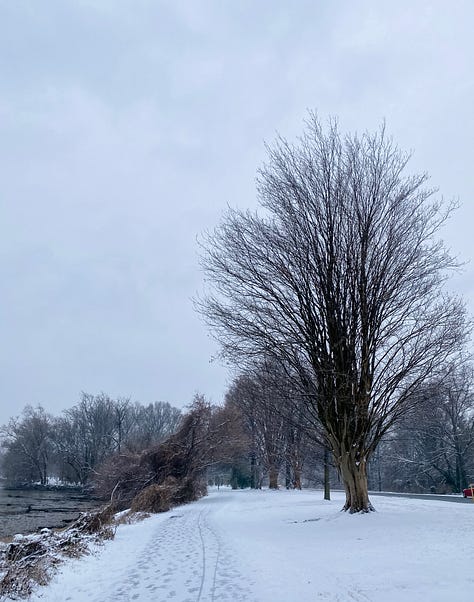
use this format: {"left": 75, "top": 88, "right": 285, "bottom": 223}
{"left": 337, "top": 451, "right": 374, "bottom": 513}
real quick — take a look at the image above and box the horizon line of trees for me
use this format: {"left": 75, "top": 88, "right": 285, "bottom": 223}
{"left": 1, "top": 371, "right": 473, "bottom": 498}
{"left": 0, "top": 393, "right": 181, "bottom": 487}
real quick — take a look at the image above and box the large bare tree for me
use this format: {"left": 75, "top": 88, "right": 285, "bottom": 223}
{"left": 199, "top": 116, "right": 467, "bottom": 512}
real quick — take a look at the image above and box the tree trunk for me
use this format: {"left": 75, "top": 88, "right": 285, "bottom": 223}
{"left": 455, "top": 449, "right": 467, "bottom": 493}
{"left": 338, "top": 452, "right": 374, "bottom": 513}
{"left": 293, "top": 465, "right": 302, "bottom": 490}
{"left": 377, "top": 456, "right": 382, "bottom": 492}
{"left": 285, "top": 461, "right": 291, "bottom": 489}
{"left": 324, "top": 447, "right": 330, "bottom": 501}
{"left": 250, "top": 453, "right": 257, "bottom": 489}
{"left": 268, "top": 466, "right": 279, "bottom": 489}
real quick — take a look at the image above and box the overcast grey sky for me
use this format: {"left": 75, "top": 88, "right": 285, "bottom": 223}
{"left": 1, "top": 0, "right": 473, "bottom": 426}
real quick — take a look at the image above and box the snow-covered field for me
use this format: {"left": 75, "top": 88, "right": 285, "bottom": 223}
{"left": 23, "top": 488, "right": 474, "bottom": 602}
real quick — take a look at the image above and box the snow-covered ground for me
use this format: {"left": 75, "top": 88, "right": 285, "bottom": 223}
{"left": 23, "top": 488, "right": 474, "bottom": 602}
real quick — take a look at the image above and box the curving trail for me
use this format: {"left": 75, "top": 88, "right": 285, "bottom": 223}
{"left": 30, "top": 490, "right": 256, "bottom": 602}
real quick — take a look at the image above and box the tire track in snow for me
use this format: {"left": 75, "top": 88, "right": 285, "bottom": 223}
{"left": 209, "top": 520, "right": 221, "bottom": 602}
{"left": 196, "top": 508, "right": 224, "bottom": 602}
{"left": 196, "top": 509, "right": 207, "bottom": 602}
{"left": 196, "top": 506, "right": 240, "bottom": 602}
{"left": 200, "top": 504, "right": 254, "bottom": 602}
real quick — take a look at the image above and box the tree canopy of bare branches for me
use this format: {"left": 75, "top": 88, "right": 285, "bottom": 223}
{"left": 199, "top": 115, "right": 468, "bottom": 512}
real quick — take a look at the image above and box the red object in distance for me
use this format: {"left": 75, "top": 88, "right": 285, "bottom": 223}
{"left": 462, "top": 485, "right": 474, "bottom": 498}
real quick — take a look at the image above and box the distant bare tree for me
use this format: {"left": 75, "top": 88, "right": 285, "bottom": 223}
{"left": 226, "top": 371, "right": 287, "bottom": 489}
{"left": 434, "top": 368, "right": 474, "bottom": 490}
{"left": 0, "top": 394, "right": 182, "bottom": 487}
{"left": 199, "top": 115, "right": 467, "bottom": 512}
{"left": 53, "top": 414, "right": 91, "bottom": 485}
{"left": 225, "top": 362, "right": 311, "bottom": 489}
{"left": 385, "top": 368, "right": 474, "bottom": 492}
{"left": 51, "top": 394, "right": 112, "bottom": 484}
{"left": 126, "top": 401, "right": 181, "bottom": 450}
{"left": 113, "top": 397, "right": 132, "bottom": 454}
{"left": 1, "top": 406, "right": 53, "bottom": 485}
{"left": 206, "top": 396, "right": 253, "bottom": 488}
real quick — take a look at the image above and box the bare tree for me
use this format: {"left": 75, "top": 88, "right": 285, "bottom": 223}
{"left": 199, "top": 115, "right": 467, "bottom": 512}
{"left": 113, "top": 397, "right": 132, "bottom": 454}
{"left": 384, "top": 368, "right": 474, "bottom": 492}
{"left": 436, "top": 368, "right": 474, "bottom": 490}
{"left": 225, "top": 362, "right": 312, "bottom": 490}
{"left": 206, "top": 397, "right": 253, "bottom": 489}
{"left": 226, "top": 370, "right": 288, "bottom": 489}
{"left": 52, "top": 392, "right": 118, "bottom": 484}
{"left": 1, "top": 406, "right": 53, "bottom": 485}
{"left": 126, "top": 401, "right": 182, "bottom": 450}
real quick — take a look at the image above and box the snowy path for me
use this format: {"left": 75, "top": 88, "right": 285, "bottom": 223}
{"left": 27, "top": 488, "right": 474, "bottom": 602}
{"left": 108, "top": 502, "right": 253, "bottom": 602}
{"left": 28, "top": 491, "right": 256, "bottom": 602}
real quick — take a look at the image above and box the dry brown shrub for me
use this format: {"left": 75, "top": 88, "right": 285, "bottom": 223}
{"left": 93, "top": 452, "right": 145, "bottom": 509}
{"left": 70, "top": 504, "right": 116, "bottom": 537}
{"left": 5, "top": 537, "right": 45, "bottom": 562}
{"left": 131, "top": 482, "right": 173, "bottom": 513}
{"left": 171, "top": 476, "right": 206, "bottom": 505}
{"left": 0, "top": 506, "right": 117, "bottom": 599}
{"left": 0, "top": 557, "right": 53, "bottom": 598}
{"left": 93, "top": 399, "right": 212, "bottom": 513}
{"left": 57, "top": 536, "right": 88, "bottom": 558}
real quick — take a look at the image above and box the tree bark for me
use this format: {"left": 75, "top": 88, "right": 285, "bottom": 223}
{"left": 338, "top": 451, "right": 374, "bottom": 513}
{"left": 250, "top": 453, "right": 257, "bottom": 489}
{"left": 293, "top": 465, "right": 302, "bottom": 490}
{"left": 268, "top": 466, "right": 279, "bottom": 489}
{"left": 285, "top": 461, "right": 291, "bottom": 489}
{"left": 324, "top": 447, "right": 331, "bottom": 501}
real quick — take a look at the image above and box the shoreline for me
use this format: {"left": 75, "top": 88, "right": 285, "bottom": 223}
{"left": 0, "top": 488, "right": 103, "bottom": 539}
{"left": 0, "top": 482, "right": 92, "bottom": 493}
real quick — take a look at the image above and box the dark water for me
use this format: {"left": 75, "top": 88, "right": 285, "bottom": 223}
{"left": 0, "top": 487, "right": 102, "bottom": 538}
